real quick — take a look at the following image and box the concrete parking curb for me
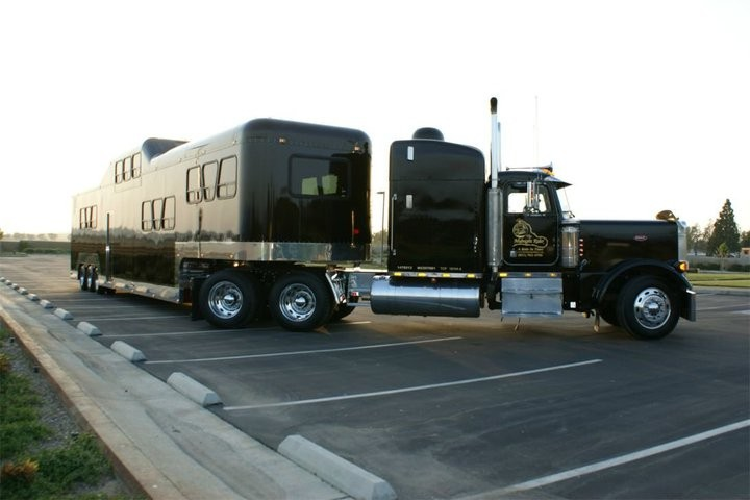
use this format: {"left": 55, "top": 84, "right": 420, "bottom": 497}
{"left": 54, "top": 307, "right": 73, "bottom": 320}
{"left": 279, "top": 434, "right": 397, "bottom": 500}
{"left": 167, "top": 372, "right": 222, "bottom": 407}
{"left": 110, "top": 340, "right": 146, "bottom": 361}
{"left": 77, "top": 321, "right": 102, "bottom": 336}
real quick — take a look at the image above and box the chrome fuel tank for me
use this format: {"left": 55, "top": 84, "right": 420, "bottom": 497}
{"left": 370, "top": 276, "right": 481, "bottom": 318}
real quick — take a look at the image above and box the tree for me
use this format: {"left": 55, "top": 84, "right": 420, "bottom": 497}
{"left": 741, "top": 230, "right": 750, "bottom": 248}
{"left": 706, "top": 199, "right": 740, "bottom": 256}
{"left": 0, "top": 228, "right": 3, "bottom": 241}
{"left": 685, "top": 223, "right": 703, "bottom": 255}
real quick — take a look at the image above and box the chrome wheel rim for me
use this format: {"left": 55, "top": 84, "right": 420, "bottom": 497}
{"left": 207, "top": 281, "right": 244, "bottom": 320}
{"left": 277, "top": 283, "right": 316, "bottom": 322}
{"left": 632, "top": 287, "right": 671, "bottom": 330}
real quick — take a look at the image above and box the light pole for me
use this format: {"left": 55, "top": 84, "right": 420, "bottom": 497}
{"left": 376, "top": 191, "right": 385, "bottom": 265}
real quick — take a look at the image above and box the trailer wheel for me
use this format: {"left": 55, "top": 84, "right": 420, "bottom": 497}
{"left": 616, "top": 276, "right": 678, "bottom": 340}
{"left": 78, "top": 265, "right": 88, "bottom": 291}
{"left": 200, "top": 270, "right": 260, "bottom": 328}
{"left": 87, "top": 267, "right": 98, "bottom": 293}
{"left": 269, "top": 272, "right": 332, "bottom": 331}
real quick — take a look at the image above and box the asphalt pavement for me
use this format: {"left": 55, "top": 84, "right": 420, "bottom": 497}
{"left": 0, "top": 279, "right": 353, "bottom": 500}
{"left": 0, "top": 255, "right": 747, "bottom": 500}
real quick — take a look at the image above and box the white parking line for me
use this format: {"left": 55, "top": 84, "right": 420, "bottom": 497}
{"left": 88, "top": 315, "right": 187, "bottom": 321}
{"left": 498, "top": 419, "right": 750, "bottom": 494}
{"left": 224, "top": 358, "right": 602, "bottom": 411}
{"left": 145, "top": 336, "right": 464, "bottom": 364}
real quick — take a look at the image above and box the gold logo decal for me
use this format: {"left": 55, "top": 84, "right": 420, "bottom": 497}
{"left": 511, "top": 219, "right": 549, "bottom": 258}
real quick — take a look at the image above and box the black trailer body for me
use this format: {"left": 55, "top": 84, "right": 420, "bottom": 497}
{"left": 72, "top": 118, "right": 371, "bottom": 330}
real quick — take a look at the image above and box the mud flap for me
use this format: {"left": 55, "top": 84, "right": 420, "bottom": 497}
{"left": 190, "top": 277, "right": 205, "bottom": 321}
{"left": 681, "top": 289, "right": 697, "bottom": 321}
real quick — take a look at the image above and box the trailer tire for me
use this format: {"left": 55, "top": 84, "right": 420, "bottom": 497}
{"left": 78, "top": 265, "right": 88, "bottom": 291}
{"left": 616, "top": 276, "right": 678, "bottom": 340}
{"left": 200, "top": 270, "right": 260, "bottom": 328}
{"left": 269, "top": 272, "right": 332, "bottom": 331}
{"left": 87, "top": 267, "right": 98, "bottom": 293}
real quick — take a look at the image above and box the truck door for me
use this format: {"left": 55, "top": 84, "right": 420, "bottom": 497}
{"left": 503, "top": 181, "right": 559, "bottom": 266}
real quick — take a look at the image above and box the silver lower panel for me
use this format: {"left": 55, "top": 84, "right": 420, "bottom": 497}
{"left": 370, "top": 277, "right": 480, "bottom": 318}
{"left": 501, "top": 277, "right": 562, "bottom": 317}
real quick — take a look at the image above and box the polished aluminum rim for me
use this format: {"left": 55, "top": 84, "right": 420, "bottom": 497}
{"left": 632, "top": 287, "right": 671, "bottom": 329}
{"left": 207, "top": 281, "right": 244, "bottom": 320}
{"left": 277, "top": 283, "right": 316, "bottom": 322}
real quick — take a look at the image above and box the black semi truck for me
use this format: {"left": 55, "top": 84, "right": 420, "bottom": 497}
{"left": 72, "top": 98, "right": 695, "bottom": 339}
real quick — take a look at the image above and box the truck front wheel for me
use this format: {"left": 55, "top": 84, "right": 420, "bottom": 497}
{"left": 616, "top": 276, "right": 678, "bottom": 340}
{"left": 269, "top": 272, "right": 332, "bottom": 331}
{"left": 200, "top": 270, "right": 260, "bottom": 328}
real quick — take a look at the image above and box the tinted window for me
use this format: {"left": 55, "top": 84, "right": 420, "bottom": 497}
{"left": 290, "top": 155, "right": 349, "bottom": 197}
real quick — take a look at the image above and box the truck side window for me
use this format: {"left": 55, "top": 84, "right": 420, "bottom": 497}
{"left": 507, "top": 182, "right": 551, "bottom": 214}
{"left": 508, "top": 189, "right": 527, "bottom": 213}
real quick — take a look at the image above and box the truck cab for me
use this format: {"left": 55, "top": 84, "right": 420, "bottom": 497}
{"left": 371, "top": 105, "right": 695, "bottom": 340}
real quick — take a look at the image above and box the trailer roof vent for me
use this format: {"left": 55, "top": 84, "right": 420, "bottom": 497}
{"left": 412, "top": 127, "right": 444, "bottom": 141}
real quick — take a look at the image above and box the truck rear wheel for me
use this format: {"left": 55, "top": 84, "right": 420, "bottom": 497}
{"left": 269, "top": 272, "right": 332, "bottom": 331}
{"left": 616, "top": 276, "right": 678, "bottom": 340}
{"left": 200, "top": 270, "right": 260, "bottom": 328}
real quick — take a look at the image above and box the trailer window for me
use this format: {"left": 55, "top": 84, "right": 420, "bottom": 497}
{"left": 186, "top": 166, "right": 202, "bottom": 204}
{"left": 202, "top": 161, "right": 218, "bottom": 202}
{"left": 123, "top": 156, "right": 132, "bottom": 181}
{"left": 218, "top": 156, "right": 237, "bottom": 199}
{"left": 115, "top": 160, "right": 124, "bottom": 184}
{"left": 142, "top": 197, "right": 176, "bottom": 231}
{"left": 132, "top": 153, "right": 142, "bottom": 178}
{"left": 162, "top": 196, "right": 175, "bottom": 230}
{"left": 290, "top": 155, "right": 349, "bottom": 197}
{"left": 141, "top": 201, "right": 153, "bottom": 231}
{"left": 79, "top": 205, "right": 97, "bottom": 229}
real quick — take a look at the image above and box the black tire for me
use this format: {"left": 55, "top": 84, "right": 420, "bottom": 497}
{"left": 87, "top": 267, "right": 98, "bottom": 293}
{"left": 598, "top": 299, "right": 619, "bottom": 326}
{"left": 78, "top": 265, "right": 88, "bottom": 291}
{"left": 199, "top": 270, "right": 260, "bottom": 328}
{"left": 269, "top": 272, "right": 333, "bottom": 331}
{"left": 616, "top": 276, "right": 678, "bottom": 340}
{"left": 330, "top": 305, "right": 355, "bottom": 322}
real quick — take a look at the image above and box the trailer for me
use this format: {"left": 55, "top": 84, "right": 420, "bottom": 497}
{"left": 73, "top": 99, "right": 696, "bottom": 339}
{"left": 72, "top": 119, "right": 371, "bottom": 330}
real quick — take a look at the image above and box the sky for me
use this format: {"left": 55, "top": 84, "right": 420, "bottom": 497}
{"left": 1, "top": 0, "right": 748, "bottom": 235}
